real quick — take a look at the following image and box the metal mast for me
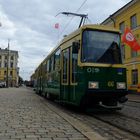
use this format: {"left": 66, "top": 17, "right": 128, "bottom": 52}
{"left": 56, "top": 12, "right": 88, "bottom": 28}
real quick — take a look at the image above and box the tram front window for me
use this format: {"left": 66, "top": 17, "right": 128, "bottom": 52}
{"left": 82, "top": 30, "right": 122, "bottom": 64}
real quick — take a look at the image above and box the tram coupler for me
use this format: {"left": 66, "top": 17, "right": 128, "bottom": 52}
{"left": 99, "top": 102, "right": 123, "bottom": 110}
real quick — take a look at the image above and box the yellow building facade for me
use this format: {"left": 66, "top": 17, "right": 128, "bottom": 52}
{"left": 0, "top": 48, "right": 19, "bottom": 87}
{"left": 102, "top": 0, "right": 140, "bottom": 92}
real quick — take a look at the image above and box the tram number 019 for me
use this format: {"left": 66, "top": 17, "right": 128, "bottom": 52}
{"left": 87, "top": 68, "right": 100, "bottom": 73}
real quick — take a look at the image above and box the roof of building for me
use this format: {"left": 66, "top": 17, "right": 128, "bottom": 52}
{"left": 0, "top": 48, "right": 18, "bottom": 54}
{"left": 101, "top": 0, "right": 138, "bottom": 24}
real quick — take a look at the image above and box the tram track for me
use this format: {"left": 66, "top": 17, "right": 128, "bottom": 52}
{"left": 116, "top": 111, "right": 140, "bottom": 122}
{"left": 41, "top": 97, "right": 140, "bottom": 140}
{"left": 70, "top": 110, "right": 140, "bottom": 140}
{"left": 88, "top": 112, "right": 140, "bottom": 139}
{"left": 125, "top": 100, "right": 140, "bottom": 108}
{"left": 128, "top": 100, "right": 140, "bottom": 103}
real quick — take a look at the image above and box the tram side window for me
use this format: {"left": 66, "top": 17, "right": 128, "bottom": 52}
{"left": 48, "top": 56, "right": 54, "bottom": 72}
{"left": 45, "top": 61, "right": 47, "bottom": 72}
{"left": 47, "top": 60, "right": 50, "bottom": 72}
{"left": 50, "top": 56, "right": 55, "bottom": 71}
{"left": 62, "top": 49, "right": 69, "bottom": 83}
{"left": 43, "top": 63, "right": 46, "bottom": 73}
{"left": 72, "top": 47, "right": 78, "bottom": 83}
{"left": 55, "top": 49, "right": 60, "bottom": 71}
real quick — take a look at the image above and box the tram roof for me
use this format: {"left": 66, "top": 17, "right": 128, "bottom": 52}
{"left": 34, "top": 24, "right": 120, "bottom": 72}
{"left": 60, "top": 24, "right": 120, "bottom": 45}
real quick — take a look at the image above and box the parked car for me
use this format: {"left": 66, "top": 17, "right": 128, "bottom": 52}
{"left": 0, "top": 82, "right": 6, "bottom": 88}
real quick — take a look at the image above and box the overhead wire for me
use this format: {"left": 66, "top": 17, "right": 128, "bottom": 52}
{"left": 59, "top": 0, "right": 88, "bottom": 37}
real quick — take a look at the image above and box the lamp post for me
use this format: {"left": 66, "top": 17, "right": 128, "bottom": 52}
{"left": 6, "top": 39, "right": 10, "bottom": 88}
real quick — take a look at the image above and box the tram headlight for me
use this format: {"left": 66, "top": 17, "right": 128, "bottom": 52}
{"left": 117, "top": 82, "right": 126, "bottom": 89}
{"left": 88, "top": 81, "right": 99, "bottom": 89}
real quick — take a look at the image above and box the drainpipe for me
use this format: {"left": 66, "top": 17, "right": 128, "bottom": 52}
{"left": 110, "top": 15, "right": 116, "bottom": 28}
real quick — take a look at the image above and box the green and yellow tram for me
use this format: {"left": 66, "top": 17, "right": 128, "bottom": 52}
{"left": 32, "top": 24, "right": 128, "bottom": 110}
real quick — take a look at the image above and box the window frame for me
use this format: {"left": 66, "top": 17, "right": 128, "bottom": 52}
{"left": 62, "top": 48, "right": 70, "bottom": 84}
{"left": 130, "top": 14, "right": 137, "bottom": 29}
{"left": 132, "top": 69, "right": 138, "bottom": 85}
{"left": 119, "top": 21, "right": 125, "bottom": 33}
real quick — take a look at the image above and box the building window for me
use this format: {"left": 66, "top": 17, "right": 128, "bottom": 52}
{"left": 131, "top": 49, "right": 137, "bottom": 58}
{"left": 0, "top": 55, "right": 1, "bottom": 59}
{"left": 119, "top": 21, "right": 125, "bottom": 33}
{"left": 132, "top": 69, "right": 138, "bottom": 85}
{"left": 5, "top": 55, "right": 7, "bottom": 60}
{"left": 0, "top": 62, "right": 1, "bottom": 68}
{"left": 10, "top": 71, "right": 13, "bottom": 76}
{"left": 11, "top": 56, "right": 14, "bottom": 60}
{"left": 10, "top": 62, "right": 13, "bottom": 68}
{"left": 121, "top": 44, "right": 125, "bottom": 60}
{"left": 4, "top": 62, "right": 7, "bottom": 67}
{"left": 4, "top": 71, "right": 6, "bottom": 76}
{"left": 130, "top": 14, "right": 137, "bottom": 29}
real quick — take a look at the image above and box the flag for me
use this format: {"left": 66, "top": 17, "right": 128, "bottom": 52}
{"left": 132, "top": 42, "right": 140, "bottom": 51}
{"left": 122, "top": 27, "right": 136, "bottom": 47}
{"left": 54, "top": 23, "right": 59, "bottom": 29}
{"left": 122, "top": 27, "right": 140, "bottom": 51}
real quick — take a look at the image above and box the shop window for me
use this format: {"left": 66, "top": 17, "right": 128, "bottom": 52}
{"left": 132, "top": 69, "right": 138, "bottom": 85}
{"left": 130, "top": 14, "right": 137, "bottom": 29}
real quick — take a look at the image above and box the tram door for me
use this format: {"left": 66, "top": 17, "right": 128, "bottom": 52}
{"left": 61, "top": 48, "right": 70, "bottom": 101}
{"left": 61, "top": 46, "right": 78, "bottom": 103}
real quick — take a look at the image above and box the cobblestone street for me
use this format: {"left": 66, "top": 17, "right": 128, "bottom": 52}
{"left": 0, "top": 87, "right": 91, "bottom": 140}
{"left": 0, "top": 87, "right": 140, "bottom": 140}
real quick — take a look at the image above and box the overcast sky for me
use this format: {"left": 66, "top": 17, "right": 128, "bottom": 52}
{"left": 0, "top": 0, "right": 131, "bottom": 80}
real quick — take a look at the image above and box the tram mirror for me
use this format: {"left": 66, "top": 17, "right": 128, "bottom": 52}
{"left": 72, "top": 42, "right": 79, "bottom": 53}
